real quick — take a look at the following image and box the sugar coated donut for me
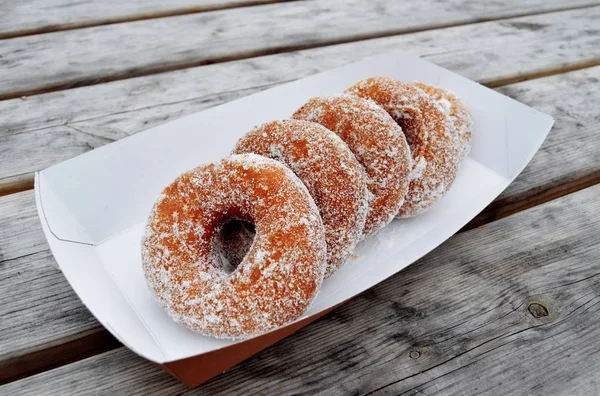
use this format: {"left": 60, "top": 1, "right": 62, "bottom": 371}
{"left": 414, "top": 82, "right": 472, "bottom": 161}
{"left": 346, "top": 77, "right": 460, "bottom": 217}
{"left": 142, "top": 154, "right": 326, "bottom": 339}
{"left": 232, "top": 119, "right": 369, "bottom": 277}
{"left": 293, "top": 94, "right": 412, "bottom": 235}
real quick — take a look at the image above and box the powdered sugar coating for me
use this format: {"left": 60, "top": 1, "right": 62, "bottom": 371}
{"left": 414, "top": 82, "right": 472, "bottom": 161}
{"left": 141, "top": 154, "right": 327, "bottom": 339}
{"left": 346, "top": 78, "right": 460, "bottom": 217}
{"left": 293, "top": 94, "right": 412, "bottom": 235}
{"left": 232, "top": 119, "right": 369, "bottom": 277}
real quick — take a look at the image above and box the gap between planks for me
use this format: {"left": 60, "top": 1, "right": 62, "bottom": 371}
{"left": 1, "top": 1, "right": 599, "bottom": 101}
{"left": 0, "top": 0, "right": 299, "bottom": 40}
{"left": 0, "top": 330, "right": 120, "bottom": 386}
{"left": 466, "top": 170, "right": 600, "bottom": 231}
{"left": 484, "top": 57, "right": 600, "bottom": 88}
{"left": 0, "top": 176, "right": 34, "bottom": 198}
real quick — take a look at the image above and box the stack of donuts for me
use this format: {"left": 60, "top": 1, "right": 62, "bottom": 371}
{"left": 142, "top": 77, "right": 472, "bottom": 339}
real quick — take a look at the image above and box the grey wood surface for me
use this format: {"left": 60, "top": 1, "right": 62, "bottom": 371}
{"left": 4, "top": 5, "right": 596, "bottom": 136}
{"left": 0, "top": 0, "right": 290, "bottom": 39}
{"left": 0, "top": 0, "right": 598, "bottom": 100}
{"left": 3, "top": 182, "right": 599, "bottom": 395}
{"left": 0, "top": 193, "right": 120, "bottom": 383}
{"left": 1, "top": 0, "right": 599, "bottom": 393}
{"left": 1, "top": 64, "right": 598, "bottom": 386}
{"left": 1, "top": 7, "right": 599, "bottom": 195}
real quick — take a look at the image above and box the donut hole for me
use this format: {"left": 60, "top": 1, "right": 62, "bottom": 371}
{"left": 390, "top": 107, "right": 425, "bottom": 154}
{"left": 214, "top": 218, "right": 256, "bottom": 273}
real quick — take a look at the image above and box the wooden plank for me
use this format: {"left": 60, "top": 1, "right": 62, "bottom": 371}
{"left": 0, "top": 190, "right": 120, "bottom": 385}
{"left": 0, "top": 1, "right": 292, "bottom": 39}
{"left": 1, "top": 6, "right": 599, "bottom": 194}
{"left": 0, "top": 65, "right": 598, "bottom": 385}
{"left": 2, "top": 181, "right": 599, "bottom": 395}
{"left": 4, "top": 6, "right": 599, "bottom": 135}
{"left": 0, "top": 0, "right": 598, "bottom": 100}
{"left": 0, "top": 189, "right": 46, "bottom": 261}
{"left": 3, "top": 6, "right": 596, "bottom": 136}
{"left": 0, "top": 253, "right": 120, "bottom": 385}
{"left": 470, "top": 70, "right": 600, "bottom": 229}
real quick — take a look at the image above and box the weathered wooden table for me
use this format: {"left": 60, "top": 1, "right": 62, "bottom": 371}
{"left": 1, "top": 1, "right": 599, "bottom": 394}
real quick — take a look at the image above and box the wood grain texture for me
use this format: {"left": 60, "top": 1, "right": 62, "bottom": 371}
{"left": 0, "top": 0, "right": 598, "bottom": 100}
{"left": 4, "top": 6, "right": 598, "bottom": 135}
{"left": 0, "top": 1, "right": 292, "bottom": 39}
{"left": 0, "top": 190, "right": 46, "bottom": 261}
{"left": 1, "top": 7, "right": 599, "bottom": 194}
{"left": 470, "top": 66, "right": 600, "bottom": 228}
{"left": 0, "top": 191, "right": 114, "bottom": 384}
{"left": 3, "top": 183, "right": 599, "bottom": 395}
{"left": 0, "top": 65, "right": 598, "bottom": 386}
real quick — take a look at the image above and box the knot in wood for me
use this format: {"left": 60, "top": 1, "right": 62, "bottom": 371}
{"left": 528, "top": 303, "right": 549, "bottom": 318}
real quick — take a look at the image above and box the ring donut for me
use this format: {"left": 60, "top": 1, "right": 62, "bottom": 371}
{"left": 142, "top": 154, "right": 326, "bottom": 339}
{"left": 232, "top": 119, "right": 369, "bottom": 277}
{"left": 414, "top": 82, "right": 472, "bottom": 160}
{"left": 293, "top": 94, "right": 412, "bottom": 236}
{"left": 345, "top": 78, "right": 459, "bottom": 217}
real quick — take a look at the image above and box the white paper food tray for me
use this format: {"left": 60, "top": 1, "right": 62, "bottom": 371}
{"left": 34, "top": 52, "right": 553, "bottom": 370}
